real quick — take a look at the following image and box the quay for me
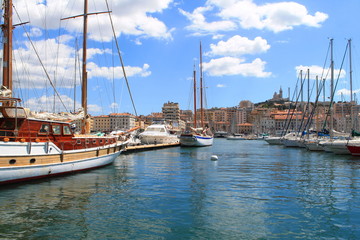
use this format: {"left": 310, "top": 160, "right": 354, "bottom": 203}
{"left": 124, "top": 142, "right": 180, "bottom": 153}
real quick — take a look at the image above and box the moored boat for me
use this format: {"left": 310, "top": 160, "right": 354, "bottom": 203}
{"left": 226, "top": 133, "right": 246, "bottom": 140}
{"left": 0, "top": 0, "right": 128, "bottom": 184}
{"left": 179, "top": 42, "right": 213, "bottom": 147}
{"left": 139, "top": 124, "right": 179, "bottom": 144}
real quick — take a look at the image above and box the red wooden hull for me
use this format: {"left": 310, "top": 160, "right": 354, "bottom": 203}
{"left": 347, "top": 145, "right": 360, "bottom": 156}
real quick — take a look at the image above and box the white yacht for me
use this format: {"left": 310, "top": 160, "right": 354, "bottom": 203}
{"left": 139, "top": 124, "right": 179, "bottom": 144}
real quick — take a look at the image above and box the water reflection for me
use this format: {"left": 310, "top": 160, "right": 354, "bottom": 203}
{"left": 0, "top": 140, "right": 360, "bottom": 239}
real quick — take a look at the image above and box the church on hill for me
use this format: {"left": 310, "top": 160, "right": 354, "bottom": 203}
{"left": 269, "top": 87, "right": 289, "bottom": 102}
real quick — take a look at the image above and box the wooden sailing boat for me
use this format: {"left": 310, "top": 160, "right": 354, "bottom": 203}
{"left": 0, "top": 0, "right": 127, "bottom": 185}
{"left": 179, "top": 42, "right": 213, "bottom": 147}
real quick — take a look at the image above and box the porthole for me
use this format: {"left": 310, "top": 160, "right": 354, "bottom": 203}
{"left": 30, "top": 158, "right": 36, "bottom": 164}
{"left": 105, "top": 139, "right": 108, "bottom": 143}
{"left": 9, "top": 159, "right": 16, "bottom": 164}
{"left": 100, "top": 139, "right": 103, "bottom": 144}
{"left": 92, "top": 139, "right": 97, "bottom": 144}
{"left": 76, "top": 139, "right": 81, "bottom": 144}
{"left": 85, "top": 139, "right": 90, "bottom": 144}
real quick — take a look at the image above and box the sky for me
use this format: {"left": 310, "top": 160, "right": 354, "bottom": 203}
{"left": 4, "top": 0, "right": 360, "bottom": 116}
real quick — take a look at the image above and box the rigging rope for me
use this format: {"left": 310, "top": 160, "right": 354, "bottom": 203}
{"left": 105, "top": 0, "right": 138, "bottom": 116}
{"left": 13, "top": 5, "right": 69, "bottom": 112}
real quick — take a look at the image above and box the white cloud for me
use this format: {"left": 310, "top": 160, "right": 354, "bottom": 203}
{"left": 336, "top": 88, "right": 360, "bottom": 97}
{"left": 295, "top": 65, "right": 346, "bottom": 80}
{"left": 88, "top": 63, "right": 151, "bottom": 80}
{"left": 110, "top": 102, "right": 119, "bottom": 109}
{"left": 207, "top": 35, "right": 270, "bottom": 57}
{"left": 180, "top": 0, "right": 328, "bottom": 35}
{"left": 24, "top": 94, "right": 80, "bottom": 112}
{"left": 25, "top": 27, "right": 43, "bottom": 38}
{"left": 179, "top": 6, "right": 237, "bottom": 35}
{"left": 10, "top": 36, "right": 150, "bottom": 89}
{"left": 88, "top": 104, "right": 102, "bottom": 113}
{"left": 13, "top": 0, "right": 174, "bottom": 42}
{"left": 216, "top": 84, "right": 226, "bottom": 87}
{"left": 203, "top": 56, "right": 271, "bottom": 77}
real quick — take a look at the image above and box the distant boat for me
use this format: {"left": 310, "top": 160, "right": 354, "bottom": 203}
{"left": 139, "top": 123, "right": 179, "bottom": 145}
{"left": 214, "top": 131, "right": 228, "bottom": 138}
{"left": 180, "top": 42, "right": 213, "bottom": 147}
{"left": 264, "top": 136, "right": 283, "bottom": 145}
{"left": 226, "top": 133, "right": 246, "bottom": 140}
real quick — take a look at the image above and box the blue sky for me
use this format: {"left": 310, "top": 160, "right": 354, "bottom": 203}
{"left": 6, "top": 0, "right": 360, "bottom": 116}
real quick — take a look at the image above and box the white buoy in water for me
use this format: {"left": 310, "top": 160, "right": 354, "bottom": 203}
{"left": 210, "top": 155, "right": 218, "bottom": 161}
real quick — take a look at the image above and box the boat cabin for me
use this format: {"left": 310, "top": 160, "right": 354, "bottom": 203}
{"left": 0, "top": 104, "right": 118, "bottom": 151}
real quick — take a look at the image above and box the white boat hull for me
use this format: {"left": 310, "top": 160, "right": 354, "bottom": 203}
{"left": 180, "top": 135, "right": 213, "bottom": 147}
{"left": 282, "top": 139, "right": 299, "bottom": 147}
{"left": 139, "top": 134, "right": 179, "bottom": 145}
{"left": 265, "top": 137, "right": 282, "bottom": 145}
{"left": 321, "top": 140, "right": 352, "bottom": 155}
{"left": 0, "top": 152, "right": 120, "bottom": 184}
{"left": 0, "top": 141, "right": 126, "bottom": 185}
{"left": 304, "top": 141, "right": 324, "bottom": 151}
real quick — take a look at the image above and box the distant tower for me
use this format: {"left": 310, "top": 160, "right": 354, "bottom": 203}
{"left": 279, "top": 86, "right": 283, "bottom": 98}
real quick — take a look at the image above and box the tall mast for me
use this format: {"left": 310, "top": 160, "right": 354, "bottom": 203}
{"left": 330, "top": 38, "right": 334, "bottom": 139}
{"left": 200, "top": 41, "right": 204, "bottom": 128}
{"left": 349, "top": 38, "right": 354, "bottom": 130}
{"left": 82, "top": 0, "right": 88, "bottom": 122}
{"left": 193, "top": 65, "right": 197, "bottom": 128}
{"left": 349, "top": 39, "right": 353, "bottom": 103}
{"left": 81, "top": 0, "right": 89, "bottom": 134}
{"left": 2, "top": 0, "right": 13, "bottom": 92}
{"left": 61, "top": 0, "right": 109, "bottom": 134}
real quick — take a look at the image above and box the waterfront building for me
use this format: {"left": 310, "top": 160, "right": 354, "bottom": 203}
{"left": 92, "top": 113, "right": 136, "bottom": 133}
{"left": 238, "top": 123, "right": 254, "bottom": 134}
{"left": 109, "top": 113, "right": 136, "bottom": 131}
{"left": 92, "top": 115, "right": 111, "bottom": 132}
{"left": 70, "top": 118, "right": 93, "bottom": 133}
{"left": 162, "top": 101, "right": 180, "bottom": 122}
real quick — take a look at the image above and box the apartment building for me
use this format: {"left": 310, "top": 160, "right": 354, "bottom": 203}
{"left": 109, "top": 113, "right": 136, "bottom": 131}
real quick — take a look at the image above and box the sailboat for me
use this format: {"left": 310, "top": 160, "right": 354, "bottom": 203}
{"left": 179, "top": 42, "right": 213, "bottom": 147}
{"left": 0, "top": 0, "right": 128, "bottom": 185}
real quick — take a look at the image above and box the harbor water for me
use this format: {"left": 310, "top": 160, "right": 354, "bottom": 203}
{"left": 1, "top": 139, "right": 360, "bottom": 239}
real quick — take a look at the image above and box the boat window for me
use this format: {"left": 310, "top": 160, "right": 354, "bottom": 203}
{"left": 9, "top": 159, "right": 16, "bottom": 164}
{"left": 147, "top": 127, "right": 163, "bottom": 132}
{"left": 63, "top": 125, "right": 72, "bottom": 135}
{"left": 0, "top": 120, "right": 15, "bottom": 130}
{"left": 39, "top": 124, "right": 50, "bottom": 134}
{"left": 52, "top": 125, "right": 61, "bottom": 135}
{"left": 92, "top": 139, "right": 97, "bottom": 144}
{"left": 76, "top": 139, "right": 81, "bottom": 144}
{"left": 30, "top": 158, "right": 36, "bottom": 164}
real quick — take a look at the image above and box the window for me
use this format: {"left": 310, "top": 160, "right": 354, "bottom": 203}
{"left": 39, "top": 124, "right": 50, "bottom": 134}
{"left": 63, "top": 125, "right": 72, "bottom": 135}
{"left": 52, "top": 125, "right": 61, "bottom": 135}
